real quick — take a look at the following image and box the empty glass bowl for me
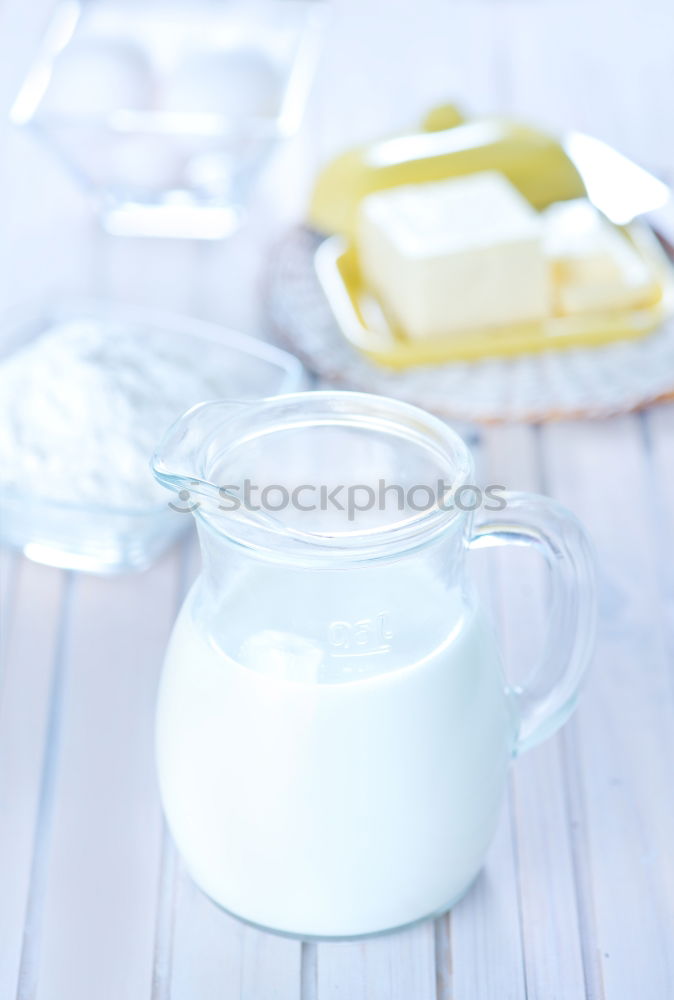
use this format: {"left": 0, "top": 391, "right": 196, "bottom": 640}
{"left": 0, "top": 301, "right": 304, "bottom": 573}
{"left": 11, "top": 1, "right": 325, "bottom": 238}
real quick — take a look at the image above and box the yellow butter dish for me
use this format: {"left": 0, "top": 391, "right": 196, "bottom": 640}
{"left": 309, "top": 108, "right": 585, "bottom": 241}
{"left": 314, "top": 222, "right": 673, "bottom": 369}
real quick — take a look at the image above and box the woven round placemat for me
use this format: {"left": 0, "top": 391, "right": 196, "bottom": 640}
{"left": 264, "top": 227, "right": 674, "bottom": 422}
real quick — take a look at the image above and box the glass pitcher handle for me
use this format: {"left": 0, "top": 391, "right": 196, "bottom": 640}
{"left": 469, "top": 491, "right": 597, "bottom": 755}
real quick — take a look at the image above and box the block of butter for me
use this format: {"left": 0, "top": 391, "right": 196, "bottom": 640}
{"left": 543, "top": 199, "right": 658, "bottom": 314}
{"left": 356, "top": 171, "right": 549, "bottom": 339}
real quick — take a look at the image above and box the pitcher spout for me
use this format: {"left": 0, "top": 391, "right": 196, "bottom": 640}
{"left": 152, "top": 398, "right": 299, "bottom": 537}
{"left": 151, "top": 399, "right": 250, "bottom": 499}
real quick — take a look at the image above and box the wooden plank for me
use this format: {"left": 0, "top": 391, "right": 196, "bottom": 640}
{"left": 169, "top": 863, "right": 301, "bottom": 1000}
{"left": 450, "top": 807, "right": 526, "bottom": 1000}
{"left": 316, "top": 921, "right": 436, "bottom": 1000}
{"left": 644, "top": 404, "right": 674, "bottom": 609}
{"left": 308, "top": 1, "right": 519, "bottom": 162}
{"left": 643, "top": 405, "right": 674, "bottom": 675}
{"left": 0, "top": 128, "right": 94, "bottom": 313}
{"left": 0, "top": 560, "right": 68, "bottom": 999}
{"left": 91, "top": 236, "right": 203, "bottom": 315}
{"left": 500, "top": 1, "right": 674, "bottom": 174}
{"left": 0, "top": 549, "right": 18, "bottom": 687}
{"left": 193, "top": 219, "right": 280, "bottom": 336}
{"left": 446, "top": 432, "right": 527, "bottom": 1000}
{"left": 482, "top": 424, "right": 588, "bottom": 1000}
{"left": 541, "top": 415, "right": 674, "bottom": 999}
{"left": 31, "top": 548, "right": 183, "bottom": 1000}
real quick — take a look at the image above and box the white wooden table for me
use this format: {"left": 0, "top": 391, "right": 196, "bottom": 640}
{"left": 1, "top": 2, "right": 674, "bottom": 997}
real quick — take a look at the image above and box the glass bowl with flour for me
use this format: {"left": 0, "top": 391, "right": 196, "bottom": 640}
{"left": 0, "top": 302, "right": 302, "bottom": 571}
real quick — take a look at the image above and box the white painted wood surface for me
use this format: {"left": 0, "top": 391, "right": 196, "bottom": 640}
{"left": 1, "top": 2, "right": 674, "bottom": 998}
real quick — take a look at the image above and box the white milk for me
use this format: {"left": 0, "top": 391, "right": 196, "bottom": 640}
{"left": 156, "top": 581, "right": 517, "bottom": 938}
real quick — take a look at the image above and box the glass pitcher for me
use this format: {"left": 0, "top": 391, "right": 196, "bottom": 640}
{"left": 152, "top": 391, "right": 596, "bottom": 939}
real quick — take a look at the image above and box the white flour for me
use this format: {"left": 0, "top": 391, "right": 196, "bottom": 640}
{"left": 0, "top": 320, "right": 235, "bottom": 508}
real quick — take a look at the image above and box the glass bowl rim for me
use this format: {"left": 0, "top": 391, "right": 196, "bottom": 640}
{"left": 0, "top": 297, "right": 305, "bottom": 521}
